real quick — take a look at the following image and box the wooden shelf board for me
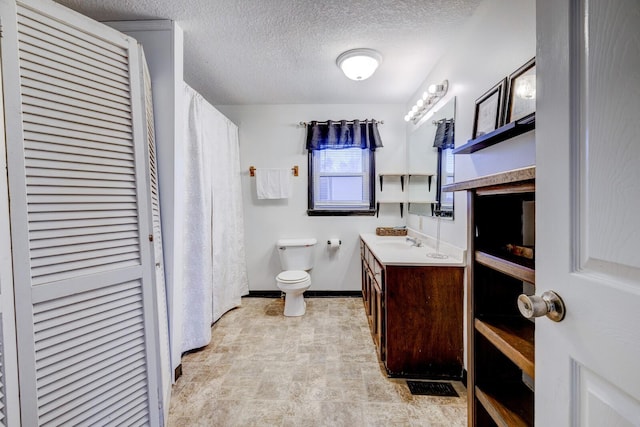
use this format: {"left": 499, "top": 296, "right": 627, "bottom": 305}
{"left": 453, "top": 114, "right": 535, "bottom": 155}
{"left": 476, "top": 182, "right": 535, "bottom": 196}
{"left": 475, "top": 317, "right": 535, "bottom": 378}
{"left": 443, "top": 166, "right": 535, "bottom": 193}
{"left": 476, "top": 251, "right": 535, "bottom": 284}
{"left": 475, "top": 384, "right": 533, "bottom": 427}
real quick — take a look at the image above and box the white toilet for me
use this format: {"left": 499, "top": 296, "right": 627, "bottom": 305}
{"left": 276, "top": 238, "right": 317, "bottom": 316}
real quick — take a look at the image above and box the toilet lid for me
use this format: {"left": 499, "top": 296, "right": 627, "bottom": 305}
{"left": 277, "top": 270, "right": 309, "bottom": 283}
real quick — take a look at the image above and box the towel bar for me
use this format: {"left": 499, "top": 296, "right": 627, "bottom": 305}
{"left": 249, "top": 165, "right": 298, "bottom": 177}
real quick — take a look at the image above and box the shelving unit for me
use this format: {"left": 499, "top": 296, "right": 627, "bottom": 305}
{"left": 453, "top": 114, "right": 535, "bottom": 155}
{"left": 444, "top": 166, "right": 535, "bottom": 427}
{"left": 377, "top": 173, "right": 436, "bottom": 217}
{"left": 379, "top": 173, "right": 434, "bottom": 191}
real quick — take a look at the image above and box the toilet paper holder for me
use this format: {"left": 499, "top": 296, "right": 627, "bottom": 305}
{"left": 327, "top": 239, "right": 342, "bottom": 245}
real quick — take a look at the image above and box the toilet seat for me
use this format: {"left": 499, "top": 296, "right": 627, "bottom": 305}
{"left": 276, "top": 270, "right": 309, "bottom": 284}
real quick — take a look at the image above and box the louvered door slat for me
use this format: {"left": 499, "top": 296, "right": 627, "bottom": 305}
{"left": 28, "top": 209, "right": 137, "bottom": 223}
{"left": 4, "top": 1, "right": 159, "bottom": 424}
{"left": 84, "top": 388, "right": 149, "bottom": 427}
{"left": 37, "top": 344, "right": 144, "bottom": 397}
{"left": 25, "top": 160, "right": 134, "bottom": 177}
{"left": 31, "top": 238, "right": 139, "bottom": 261}
{"left": 38, "top": 358, "right": 145, "bottom": 409}
{"left": 23, "top": 97, "right": 132, "bottom": 127}
{"left": 93, "top": 398, "right": 149, "bottom": 427}
{"left": 24, "top": 123, "right": 133, "bottom": 147}
{"left": 30, "top": 222, "right": 138, "bottom": 239}
{"left": 28, "top": 203, "right": 138, "bottom": 213}
{"left": 20, "top": 49, "right": 129, "bottom": 91}
{"left": 24, "top": 132, "right": 134, "bottom": 155}
{"left": 29, "top": 216, "right": 136, "bottom": 230}
{"left": 31, "top": 246, "right": 140, "bottom": 269}
{"left": 39, "top": 370, "right": 147, "bottom": 426}
{"left": 17, "top": 7, "right": 128, "bottom": 66}
{"left": 22, "top": 89, "right": 132, "bottom": 121}
{"left": 36, "top": 309, "right": 143, "bottom": 355}
{"left": 21, "top": 69, "right": 131, "bottom": 106}
{"left": 23, "top": 104, "right": 133, "bottom": 134}
{"left": 20, "top": 59, "right": 130, "bottom": 100}
{"left": 27, "top": 177, "right": 136, "bottom": 190}
{"left": 28, "top": 185, "right": 137, "bottom": 196}
{"left": 23, "top": 115, "right": 132, "bottom": 141}
{"left": 36, "top": 334, "right": 144, "bottom": 386}
{"left": 21, "top": 80, "right": 132, "bottom": 113}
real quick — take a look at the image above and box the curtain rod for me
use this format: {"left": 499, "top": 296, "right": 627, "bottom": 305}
{"left": 299, "top": 119, "right": 384, "bottom": 127}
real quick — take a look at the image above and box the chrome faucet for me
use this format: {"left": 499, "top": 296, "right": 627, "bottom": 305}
{"left": 406, "top": 236, "right": 423, "bottom": 247}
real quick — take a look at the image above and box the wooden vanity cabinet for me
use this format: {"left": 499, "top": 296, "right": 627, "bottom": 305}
{"left": 445, "top": 166, "right": 536, "bottom": 427}
{"left": 360, "top": 239, "right": 464, "bottom": 379}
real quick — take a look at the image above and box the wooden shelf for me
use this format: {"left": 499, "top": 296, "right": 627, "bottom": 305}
{"left": 475, "top": 384, "right": 533, "bottom": 427}
{"left": 453, "top": 114, "right": 535, "bottom": 155}
{"left": 476, "top": 251, "right": 535, "bottom": 284}
{"left": 443, "top": 166, "right": 534, "bottom": 193}
{"left": 475, "top": 318, "right": 535, "bottom": 378}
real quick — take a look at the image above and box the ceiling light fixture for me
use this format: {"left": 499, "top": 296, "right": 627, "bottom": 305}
{"left": 404, "top": 80, "right": 449, "bottom": 123}
{"left": 336, "top": 48, "right": 382, "bottom": 81}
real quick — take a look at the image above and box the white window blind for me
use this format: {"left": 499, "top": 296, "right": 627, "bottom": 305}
{"left": 311, "top": 147, "right": 372, "bottom": 210}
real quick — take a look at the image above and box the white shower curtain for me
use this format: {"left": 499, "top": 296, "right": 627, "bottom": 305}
{"left": 181, "top": 84, "right": 249, "bottom": 352}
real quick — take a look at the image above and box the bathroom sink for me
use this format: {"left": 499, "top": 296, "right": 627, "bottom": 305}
{"left": 375, "top": 240, "right": 422, "bottom": 251}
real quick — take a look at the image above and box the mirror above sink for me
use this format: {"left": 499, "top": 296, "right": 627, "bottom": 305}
{"left": 407, "top": 97, "right": 456, "bottom": 219}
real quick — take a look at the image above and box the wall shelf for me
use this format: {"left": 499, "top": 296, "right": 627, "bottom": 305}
{"left": 376, "top": 201, "right": 404, "bottom": 217}
{"left": 453, "top": 114, "right": 535, "bottom": 155}
{"left": 379, "top": 173, "right": 435, "bottom": 191}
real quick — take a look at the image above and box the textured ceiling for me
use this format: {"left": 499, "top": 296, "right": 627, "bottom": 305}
{"left": 55, "top": 0, "right": 483, "bottom": 105}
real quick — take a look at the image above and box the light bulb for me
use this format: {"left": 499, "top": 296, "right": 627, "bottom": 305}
{"left": 411, "top": 105, "right": 418, "bottom": 113}
{"left": 428, "top": 84, "right": 437, "bottom": 94}
{"left": 422, "top": 91, "right": 429, "bottom": 101}
{"left": 417, "top": 99, "right": 424, "bottom": 107}
{"left": 404, "top": 115, "right": 410, "bottom": 122}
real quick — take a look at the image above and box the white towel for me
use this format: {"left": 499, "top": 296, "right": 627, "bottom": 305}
{"left": 256, "top": 168, "right": 291, "bottom": 199}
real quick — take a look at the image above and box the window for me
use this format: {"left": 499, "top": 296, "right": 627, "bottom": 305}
{"left": 308, "top": 147, "right": 376, "bottom": 215}
{"left": 305, "top": 119, "right": 382, "bottom": 215}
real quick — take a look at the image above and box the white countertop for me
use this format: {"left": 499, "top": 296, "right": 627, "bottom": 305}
{"left": 360, "top": 233, "right": 465, "bottom": 267}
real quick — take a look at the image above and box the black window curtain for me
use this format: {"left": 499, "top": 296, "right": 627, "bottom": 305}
{"left": 433, "top": 118, "right": 455, "bottom": 149}
{"left": 305, "top": 120, "right": 384, "bottom": 151}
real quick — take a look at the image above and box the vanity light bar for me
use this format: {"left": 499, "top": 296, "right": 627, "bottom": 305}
{"left": 404, "top": 80, "right": 449, "bottom": 123}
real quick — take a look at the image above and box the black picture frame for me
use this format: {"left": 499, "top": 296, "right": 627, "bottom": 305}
{"left": 505, "top": 57, "right": 536, "bottom": 123}
{"left": 472, "top": 78, "right": 506, "bottom": 139}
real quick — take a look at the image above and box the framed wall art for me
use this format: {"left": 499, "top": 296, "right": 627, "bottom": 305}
{"left": 506, "top": 57, "right": 536, "bottom": 123}
{"left": 472, "top": 78, "right": 506, "bottom": 139}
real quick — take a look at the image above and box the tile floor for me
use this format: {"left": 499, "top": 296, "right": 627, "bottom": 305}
{"left": 168, "top": 297, "right": 467, "bottom": 426}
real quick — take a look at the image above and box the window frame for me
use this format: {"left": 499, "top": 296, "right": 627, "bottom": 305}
{"left": 307, "top": 147, "right": 376, "bottom": 216}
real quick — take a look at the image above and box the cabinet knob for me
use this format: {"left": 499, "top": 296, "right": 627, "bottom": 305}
{"left": 517, "top": 291, "right": 566, "bottom": 322}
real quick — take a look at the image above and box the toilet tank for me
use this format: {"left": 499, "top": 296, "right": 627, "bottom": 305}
{"left": 277, "top": 238, "right": 317, "bottom": 271}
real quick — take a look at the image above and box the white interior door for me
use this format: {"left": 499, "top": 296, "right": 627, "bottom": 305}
{"left": 0, "top": 0, "right": 161, "bottom": 424}
{"left": 536, "top": 0, "right": 640, "bottom": 425}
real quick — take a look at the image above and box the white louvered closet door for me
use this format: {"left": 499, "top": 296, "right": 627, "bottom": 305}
{"left": 0, "top": 0, "right": 161, "bottom": 425}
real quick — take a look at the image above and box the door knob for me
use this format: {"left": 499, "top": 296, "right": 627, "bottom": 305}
{"left": 517, "top": 291, "right": 566, "bottom": 322}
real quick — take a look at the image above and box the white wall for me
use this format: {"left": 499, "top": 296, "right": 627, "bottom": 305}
{"left": 216, "top": 104, "right": 406, "bottom": 291}
{"left": 105, "top": 20, "right": 185, "bottom": 381}
{"left": 405, "top": 0, "right": 536, "bottom": 250}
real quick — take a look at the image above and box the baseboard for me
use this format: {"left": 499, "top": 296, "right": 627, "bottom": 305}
{"left": 461, "top": 369, "right": 467, "bottom": 387}
{"left": 174, "top": 363, "right": 182, "bottom": 381}
{"left": 245, "top": 290, "right": 362, "bottom": 298}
